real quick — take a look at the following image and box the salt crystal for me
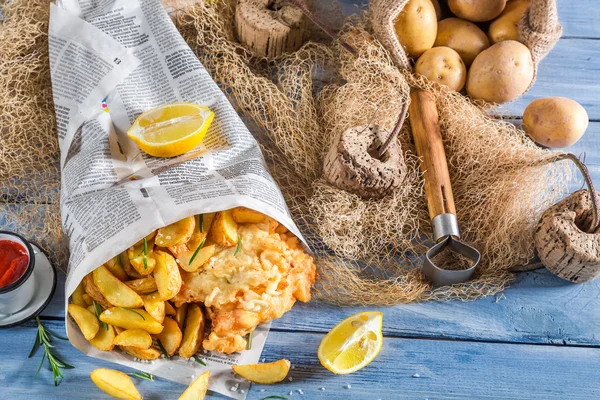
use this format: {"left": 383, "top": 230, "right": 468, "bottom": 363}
{"left": 345, "top": 384, "right": 352, "bottom": 389}
{"left": 190, "top": 375, "right": 195, "bottom": 379}
{"left": 261, "top": 358, "right": 265, "bottom": 362}
{"left": 412, "top": 373, "right": 420, "bottom": 378}
{"left": 229, "top": 386, "right": 237, "bottom": 392}
{"left": 166, "top": 236, "right": 172, "bottom": 239}
{"left": 260, "top": 389, "right": 265, "bottom": 392}
{"left": 240, "top": 390, "right": 245, "bottom": 394}
{"left": 288, "top": 391, "right": 293, "bottom": 396}
{"left": 298, "top": 389, "right": 304, "bottom": 395}
{"left": 320, "top": 387, "right": 325, "bottom": 391}
{"left": 288, "top": 377, "right": 293, "bottom": 382}
{"left": 105, "top": 310, "right": 112, "bottom": 315}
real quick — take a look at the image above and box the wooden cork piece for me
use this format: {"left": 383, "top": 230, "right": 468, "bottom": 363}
{"left": 235, "top": 0, "right": 311, "bottom": 59}
{"left": 323, "top": 124, "right": 406, "bottom": 199}
{"left": 535, "top": 189, "right": 600, "bottom": 283}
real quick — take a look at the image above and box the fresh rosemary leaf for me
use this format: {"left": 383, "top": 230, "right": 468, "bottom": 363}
{"left": 199, "top": 214, "right": 204, "bottom": 233}
{"left": 121, "top": 308, "right": 145, "bottom": 320}
{"left": 93, "top": 301, "right": 109, "bottom": 331}
{"left": 188, "top": 238, "right": 206, "bottom": 266}
{"left": 234, "top": 235, "right": 242, "bottom": 256}
{"left": 247, "top": 331, "right": 253, "bottom": 350}
{"left": 193, "top": 355, "right": 207, "bottom": 366}
{"left": 35, "top": 351, "right": 46, "bottom": 377}
{"left": 116, "top": 254, "right": 123, "bottom": 269}
{"left": 143, "top": 237, "right": 148, "bottom": 270}
{"left": 129, "top": 371, "right": 154, "bottom": 381}
{"left": 157, "top": 341, "right": 170, "bottom": 360}
{"left": 29, "top": 332, "right": 41, "bottom": 358}
{"left": 32, "top": 316, "right": 73, "bottom": 386}
{"left": 47, "top": 330, "right": 69, "bottom": 341}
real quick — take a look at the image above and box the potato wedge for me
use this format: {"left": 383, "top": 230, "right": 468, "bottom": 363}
{"left": 178, "top": 371, "right": 210, "bottom": 400}
{"left": 125, "top": 277, "right": 158, "bottom": 295}
{"left": 232, "top": 359, "right": 291, "bottom": 384}
{"left": 68, "top": 304, "right": 100, "bottom": 340}
{"left": 175, "top": 303, "right": 188, "bottom": 329}
{"left": 208, "top": 210, "right": 238, "bottom": 247}
{"left": 82, "top": 293, "right": 94, "bottom": 307}
{"left": 156, "top": 216, "right": 195, "bottom": 247}
{"left": 71, "top": 282, "right": 87, "bottom": 307}
{"left": 83, "top": 273, "right": 111, "bottom": 309}
{"left": 158, "top": 317, "right": 183, "bottom": 356}
{"left": 113, "top": 328, "right": 152, "bottom": 350}
{"left": 121, "top": 251, "right": 143, "bottom": 279}
{"left": 187, "top": 213, "right": 215, "bottom": 250}
{"left": 232, "top": 207, "right": 266, "bottom": 224}
{"left": 114, "top": 326, "right": 126, "bottom": 335}
{"left": 178, "top": 303, "right": 205, "bottom": 358}
{"left": 134, "top": 231, "right": 156, "bottom": 247}
{"left": 175, "top": 244, "right": 216, "bottom": 273}
{"left": 89, "top": 324, "right": 116, "bottom": 351}
{"left": 105, "top": 255, "right": 129, "bottom": 281}
{"left": 119, "top": 345, "right": 161, "bottom": 360}
{"left": 93, "top": 265, "right": 144, "bottom": 309}
{"left": 127, "top": 238, "right": 156, "bottom": 276}
{"left": 165, "top": 301, "right": 177, "bottom": 316}
{"left": 142, "top": 292, "right": 165, "bottom": 324}
{"left": 100, "top": 307, "right": 163, "bottom": 334}
{"left": 154, "top": 250, "right": 182, "bottom": 301}
{"left": 90, "top": 368, "right": 142, "bottom": 400}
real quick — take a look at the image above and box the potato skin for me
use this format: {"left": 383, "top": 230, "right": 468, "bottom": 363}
{"left": 488, "top": 0, "right": 530, "bottom": 44}
{"left": 466, "top": 40, "right": 533, "bottom": 104}
{"left": 448, "top": 0, "right": 507, "bottom": 22}
{"left": 434, "top": 18, "right": 490, "bottom": 66}
{"left": 415, "top": 47, "right": 466, "bottom": 91}
{"left": 523, "top": 97, "right": 589, "bottom": 148}
{"left": 394, "top": 0, "right": 438, "bottom": 58}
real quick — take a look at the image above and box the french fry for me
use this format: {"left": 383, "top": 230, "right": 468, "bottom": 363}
{"left": 68, "top": 304, "right": 100, "bottom": 340}
{"left": 208, "top": 210, "right": 238, "bottom": 247}
{"left": 232, "top": 207, "right": 266, "bottom": 224}
{"left": 165, "top": 301, "right": 177, "bottom": 316}
{"left": 154, "top": 250, "right": 182, "bottom": 301}
{"left": 90, "top": 368, "right": 142, "bottom": 400}
{"left": 175, "top": 303, "right": 188, "bottom": 329}
{"left": 178, "top": 371, "right": 210, "bottom": 400}
{"left": 187, "top": 213, "right": 215, "bottom": 250}
{"left": 124, "top": 277, "right": 158, "bottom": 295}
{"left": 83, "top": 274, "right": 111, "bottom": 309}
{"left": 105, "top": 255, "right": 129, "bottom": 281}
{"left": 175, "top": 244, "right": 216, "bottom": 273}
{"left": 71, "top": 282, "right": 87, "bottom": 307}
{"left": 155, "top": 216, "right": 195, "bottom": 247}
{"left": 127, "top": 238, "right": 156, "bottom": 276}
{"left": 232, "top": 359, "right": 291, "bottom": 384}
{"left": 142, "top": 292, "right": 165, "bottom": 324}
{"left": 89, "top": 324, "right": 116, "bottom": 352}
{"left": 158, "top": 317, "right": 183, "bottom": 356}
{"left": 99, "top": 307, "right": 164, "bottom": 334}
{"left": 119, "top": 345, "right": 161, "bottom": 360}
{"left": 113, "top": 329, "right": 152, "bottom": 350}
{"left": 93, "top": 265, "right": 144, "bottom": 308}
{"left": 178, "top": 303, "right": 205, "bottom": 358}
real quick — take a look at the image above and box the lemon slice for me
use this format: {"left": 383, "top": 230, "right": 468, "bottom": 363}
{"left": 127, "top": 102, "right": 214, "bottom": 158}
{"left": 318, "top": 311, "right": 383, "bottom": 375}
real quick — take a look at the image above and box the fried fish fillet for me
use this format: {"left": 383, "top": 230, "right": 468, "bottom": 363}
{"left": 172, "top": 218, "right": 316, "bottom": 354}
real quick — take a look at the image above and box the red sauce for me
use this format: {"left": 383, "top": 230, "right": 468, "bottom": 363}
{"left": 0, "top": 240, "right": 29, "bottom": 288}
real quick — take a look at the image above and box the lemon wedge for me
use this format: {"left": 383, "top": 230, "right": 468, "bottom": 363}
{"left": 318, "top": 311, "right": 383, "bottom": 375}
{"left": 127, "top": 102, "right": 214, "bottom": 158}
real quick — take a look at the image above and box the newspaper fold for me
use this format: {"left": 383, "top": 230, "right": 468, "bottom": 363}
{"left": 50, "top": 1, "right": 305, "bottom": 398}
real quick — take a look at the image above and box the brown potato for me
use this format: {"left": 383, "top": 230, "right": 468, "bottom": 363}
{"left": 232, "top": 359, "right": 291, "bottom": 384}
{"left": 165, "top": 301, "right": 177, "bottom": 316}
{"left": 104, "top": 255, "right": 129, "bottom": 281}
{"left": 93, "top": 265, "right": 144, "bottom": 308}
{"left": 232, "top": 207, "right": 266, "bottom": 224}
{"left": 142, "top": 292, "right": 166, "bottom": 324}
{"left": 127, "top": 238, "right": 156, "bottom": 276}
{"left": 488, "top": 0, "right": 530, "bottom": 44}
{"left": 448, "top": 0, "right": 507, "bottom": 22}
{"left": 113, "top": 328, "right": 152, "bottom": 350}
{"left": 208, "top": 210, "right": 239, "bottom": 247}
{"left": 158, "top": 317, "right": 183, "bottom": 356}
{"left": 83, "top": 274, "right": 112, "bottom": 309}
{"left": 154, "top": 250, "right": 182, "bottom": 301}
{"left": 175, "top": 303, "right": 188, "bottom": 329}
{"left": 178, "top": 303, "right": 205, "bottom": 358}
{"left": 466, "top": 40, "right": 534, "bottom": 104}
{"left": 415, "top": 47, "right": 467, "bottom": 91}
{"left": 394, "top": 0, "right": 438, "bottom": 58}
{"left": 124, "top": 277, "right": 158, "bottom": 295}
{"left": 434, "top": 17, "right": 490, "bottom": 66}
{"left": 156, "top": 216, "right": 195, "bottom": 247}
{"left": 89, "top": 324, "right": 116, "bottom": 352}
{"left": 431, "top": 0, "right": 442, "bottom": 20}
{"left": 119, "top": 345, "right": 160, "bottom": 360}
{"left": 90, "top": 368, "right": 142, "bottom": 400}
{"left": 68, "top": 304, "right": 100, "bottom": 340}
{"left": 178, "top": 371, "right": 210, "bottom": 400}
{"left": 187, "top": 213, "right": 215, "bottom": 250}
{"left": 100, "top": 307, "right": 164, "bottom": 334}
{"left": 523, "top": 97, "right": 589, "bottom": 148}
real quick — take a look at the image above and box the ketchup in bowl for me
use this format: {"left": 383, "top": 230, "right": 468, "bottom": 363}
{"left": 0, "top": 240, "right": 29, "bottom": 288}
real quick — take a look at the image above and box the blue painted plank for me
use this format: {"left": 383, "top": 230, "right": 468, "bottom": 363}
{"left": 3, "top": 319, "right": 600, "bottom": 399}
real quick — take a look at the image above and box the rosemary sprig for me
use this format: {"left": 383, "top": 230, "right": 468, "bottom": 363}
{"left": 129, "top": 371, "right": 154, "bottom": 381}
{"left": 234, "top": 235, "right": 242, "bottom": 256}
{"left": 29, "top": 317, "right": 74, "bottom": 386}
{"left": 247, "top": 331, "right": 253, "bottom": 350}
{"left": 193, "top": 355, "right": 207, "bottom": 366}
{"left": 199, "top": 214, "right": 204, "bottom": 233}
{"left": 157, "top": 341, "right": 170, "bottom": 360}
{"left": 188, "top": 238, "right": 206, "bottom": 266}
{"left": 92, "top": 301, "right": 109, "bottom": 331}
{"left": 143, "top": 237, "right": 148, "bottom": 270}
{"left": 120, "top": 308, "right": 145, "bottom": 320}
{"left": 116, "top": 254, "right": 123, "bottom": 269}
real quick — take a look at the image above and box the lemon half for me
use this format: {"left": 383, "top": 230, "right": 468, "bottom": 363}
{"left": 127, "top": 102, "right": 214, "bottom": 158}
{"left": 318, "top": 311, "right": 383, "bottom": 375}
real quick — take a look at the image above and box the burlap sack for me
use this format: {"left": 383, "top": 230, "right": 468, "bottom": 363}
{"left": 370, "top": 0, "right": 562, "bottom": 89}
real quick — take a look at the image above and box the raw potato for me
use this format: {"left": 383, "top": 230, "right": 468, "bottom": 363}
{"left": 431, "top": 0, "right": 442, "bottom": 20}
{"left": 175, "top": 244, "right": 216, "bottom": 273}
{"left": 434, "top": 18, "right": 490, "bottom": 66}
{"left": 154, "top": 250, "right": 183, "bottom": 301}
{"left": 415, "top": 47, "right": 467, "bottom": 91}
{"left": 155, "top": 216, "right": 195, "bottom": 247}
{"left": 175, "top": 303, "right": 188, "bottom": 329}
{"left": 142, "top": 292, "right": 166, "bottom": 323}
{"left": 158, "top": 317, "right": 183, "bottom": 356}
{"left": 393, "top": 0, "right": 438, "bottom": 58}
{"left": 71, "top": 282, "right": 87, "bottom": 307}
{"left": 488, "top": 0, "right": 530, "bottom": 44}
{"left": 208, "top": 209, "right": 239, "bottom": 247}
{"left": 523, "top": 97, "right": 589, "bottom": 148}
{"left": 178, "top": 371, "right": 210, "bottom": 400}
{"left": 232, "top": 207, "right": 266, "bottom": 224}
{"left": 113, "top": 329, "right": 152, "bottom": 350}
{"left": 93, "top": 265, "right": 144, "bottom": 309}
{"left": 83, "top": 273, "right": 111, "bottom": 309}
{"left": 120, "top": 345, "right": 161, "bottom": 360}
{"left": 100, "top": 307, "right": 164, "bottom": 334}
{"left": 105, "top": 256, "right": 129, "bottom": 281}
{"left": 125, "top": 277, "right": 158, "bottom": 294}
{"left": 178, "top": 303, "right": 205, "bottom": 358}
{"left": 68, "top": 304, "right": 100, "bottom": 341}
{"left": 448, "top": 0, "right": 507, "bottom": 22}
{"left": 89, "top": 324, "right": 116, "bottom": 352}
{"left": 187, "top": 213, "right": 215, "bottom": 250}
{"left": 165, "top": 301, "right": 177, "bottom": 316}
{"left": 232, "top": 359, "right": 291, "bottom": 384}
{"left": 127, "top": 238, "right": 156, "bottom": 275}
{"left": 466, "top": 40, "right": 534, "bottom": 104}
{"left": 90, "top": 368, "right": 142, "bottom": 400}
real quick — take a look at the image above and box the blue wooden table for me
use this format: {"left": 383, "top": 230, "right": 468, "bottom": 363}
{"left": 2, "top": 0, "right": 600, "bottom": 398}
